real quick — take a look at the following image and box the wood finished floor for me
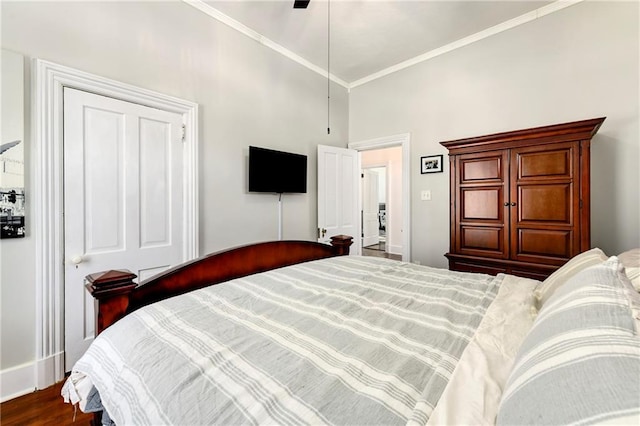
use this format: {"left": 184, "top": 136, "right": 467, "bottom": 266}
{"left": 362, "top": 245, "right": 402, "bottom": 261}
{"left": 0, "top": 381, "right": 94, "bottom": 425}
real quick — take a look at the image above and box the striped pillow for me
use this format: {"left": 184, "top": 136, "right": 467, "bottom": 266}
{"left": 619, "top": 248, "right": 640, "bottom": 292}
{"left": 497, "top": 258, "right": 640, "bottom": 425}
{"left": 534, "top": 247, "right": 607, "bottom": 308}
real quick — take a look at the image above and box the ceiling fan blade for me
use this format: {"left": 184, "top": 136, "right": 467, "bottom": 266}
{"left": 293, "top": 0, "right": 310, "bottom": 9}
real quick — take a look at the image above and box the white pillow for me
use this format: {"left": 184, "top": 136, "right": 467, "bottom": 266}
{"left": 534, "top": 247, "right": 607, "bottom": 308}
{"left": 618, "top": 248, "right": 640, "bottom": 292}
{"left": 498, "top": 258, "right": 640, "bottom": 426}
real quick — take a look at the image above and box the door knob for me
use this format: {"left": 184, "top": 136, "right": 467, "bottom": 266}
{"left": 511, "top": 202, "right": 517, "bottom": 206}
{"left": 504, "top": 202, "right": 509, "bottom": 206}
{"left": 71, "top": 255, "right": 83, "bottom": 265}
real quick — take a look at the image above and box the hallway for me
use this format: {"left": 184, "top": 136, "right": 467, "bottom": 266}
{"left": 362, "top": 240, "right": 402, "bottom": 260}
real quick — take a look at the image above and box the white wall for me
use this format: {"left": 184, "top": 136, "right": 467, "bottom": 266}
{"left": 361, "top": 147, "right": 403, "bottom": 254}
{"left": 0, "top": 0, "right": 348, "bottom": 387}
{"left": 350, "top": 1, "right": 639, "bottom": 268}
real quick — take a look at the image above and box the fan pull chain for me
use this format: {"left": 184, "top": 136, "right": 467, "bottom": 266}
{"left": 327, "top": 0, "right": 331, "bottom": 135}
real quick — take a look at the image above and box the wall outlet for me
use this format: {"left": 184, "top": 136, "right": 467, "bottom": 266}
{"left": 420, "top": 190, "right": 432, "bottom": 201}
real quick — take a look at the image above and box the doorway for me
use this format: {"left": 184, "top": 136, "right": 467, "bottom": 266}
{"left": 349, "top": 133, "right": 411, "bottom": 262}
{"left": 34, "top": 59, "right": 198, "bottom": 387}
{"left": 359, "top": 150, "right": 402, "bottom": 261}
{"left": 63, "top": 88, "right": 187, "bottom": 370}
{"left": 360, "top": 166, "right": 386, "bottom": 254}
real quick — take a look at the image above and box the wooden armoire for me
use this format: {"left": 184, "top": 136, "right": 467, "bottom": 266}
{"left": 440, "top": 117, "right": 605, "bottom": 280}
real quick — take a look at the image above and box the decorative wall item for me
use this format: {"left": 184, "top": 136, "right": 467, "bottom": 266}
{"left": 420, "top": 154, "right": 443, "bottom": 174}
{"left": 1, "top": 50, "right": 25, "bottom": 238}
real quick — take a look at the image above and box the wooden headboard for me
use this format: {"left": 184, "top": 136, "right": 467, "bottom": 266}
{"left": 85, "top": 235, "right": 353, "bottom": 334}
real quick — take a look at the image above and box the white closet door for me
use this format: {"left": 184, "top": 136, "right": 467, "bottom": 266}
{"left": 63, "top": 88, "right": 184, "bottom": 370}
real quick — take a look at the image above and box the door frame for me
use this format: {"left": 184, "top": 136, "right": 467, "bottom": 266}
{"left": 33, "top": 59, "right": 199, "bottom": 388}
{"left": 349, "top": 133, "right": 410, "bottom": 261}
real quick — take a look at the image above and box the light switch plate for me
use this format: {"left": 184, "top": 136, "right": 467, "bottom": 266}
{"left": 421, "top": 190, "right": 432, "bottom": 201}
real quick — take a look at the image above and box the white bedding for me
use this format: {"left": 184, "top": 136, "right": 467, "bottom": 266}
{"left": 63, "top": 257, "right": 539, "bottom": 425}
{"left": 427, "top": 274, "right": 538, "bottom": 425}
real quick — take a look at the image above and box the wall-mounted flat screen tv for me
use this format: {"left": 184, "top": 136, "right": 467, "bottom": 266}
{"left": 249, "top": 146, "right": 307, "bottom": 193}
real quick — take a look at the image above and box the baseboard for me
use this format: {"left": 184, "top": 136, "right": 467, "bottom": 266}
{"left": 388, "top": 244, "right": 403, "bottom": 255}
{"left": 0, "top": 362, "right": 36, "bottom": 402}
{"left": 0, "top": 351, "right": 65, "bottom": 403}
{"left": 36, "top": 351, "right": 65, "bottom": 390}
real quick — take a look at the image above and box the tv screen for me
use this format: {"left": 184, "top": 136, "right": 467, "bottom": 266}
{"left": 249, "top": 146, "right": 307, "bottom": 193}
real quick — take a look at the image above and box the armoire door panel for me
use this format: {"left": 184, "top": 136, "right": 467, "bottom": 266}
{"left": 460, "top": 187, "right": 504, "bottom": 221}
{"left": 516, "top": 228, "right": 572, "bottom": 259}
{"left": 518, "top": 184, "right": 572, "bottom": 223}
{"left": 459, "top": 226, "right": 506, "bottom": 257}
{"left": 517, "top": 149, "right": 572, "bottom": 180}
{"left": 459, "top": 153, "right": 504, "bottom": 183}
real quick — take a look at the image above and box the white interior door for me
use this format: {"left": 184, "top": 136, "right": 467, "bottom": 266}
{"left": 317, "top": 145, "right": 359, "bottom": 253}
{"left": 63, "top": 88, "right": 185, "bottom": 370}
{"left": 361, "top": 169, "right": 379, "bottom": 248}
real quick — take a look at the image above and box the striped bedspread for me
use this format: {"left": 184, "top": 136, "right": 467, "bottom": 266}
{"left": 72, "top": 256, "right": 502, "bottom": 425}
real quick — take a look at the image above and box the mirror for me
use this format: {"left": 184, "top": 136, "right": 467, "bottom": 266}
{"left": 1, "top": 49, "right": 25, "bottom": 238}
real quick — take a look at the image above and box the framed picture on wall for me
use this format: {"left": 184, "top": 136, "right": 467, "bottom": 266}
{"left": 420, "top": 154, "right": 443, "bottom": 174}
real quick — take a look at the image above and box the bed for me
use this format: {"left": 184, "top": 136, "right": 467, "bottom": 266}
{"left": 62, "top": 236, "right": 640, "bottom": 425}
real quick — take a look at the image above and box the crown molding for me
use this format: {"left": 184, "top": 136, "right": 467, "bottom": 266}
{"left": 183, "top": 0, "right": 584, "bottom": 90}
{"left": 350, "top": 0, "right": 585, "bottom": 88}
{"left": 184, "top": 0, "right": 349, "bottom": 89}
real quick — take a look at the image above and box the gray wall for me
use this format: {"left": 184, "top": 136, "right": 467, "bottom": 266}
{"left": 350, "top": 1, "right": 639, "bottom": 268}
{"left": 0, "top": 1, "right": 348, "bottom": 371}
{"left": 0, "top": 49, "right": 32, "bottom": 373}
{"left": 2, "top": 0, "right": 639, "bottom": 380}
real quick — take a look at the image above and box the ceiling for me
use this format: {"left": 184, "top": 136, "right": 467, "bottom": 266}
{"left": 202, "top": 0, "right": 554, "bottom": 86}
